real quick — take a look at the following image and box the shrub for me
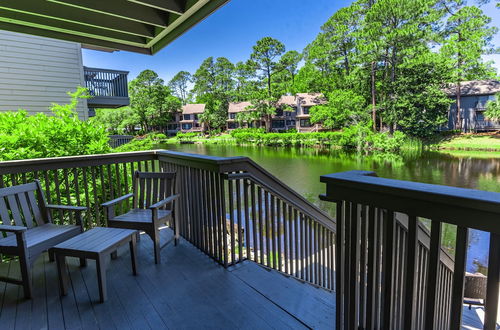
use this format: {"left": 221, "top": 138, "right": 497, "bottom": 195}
{"left": 0, "top": 88, "right": 110, "bottom": 161}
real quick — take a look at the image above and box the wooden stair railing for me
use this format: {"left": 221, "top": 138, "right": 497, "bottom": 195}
{"left": 320, "top": 170, "right": 500, "bottom": 330}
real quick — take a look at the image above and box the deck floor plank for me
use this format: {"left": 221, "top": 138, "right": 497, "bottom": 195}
{"left": 0, "top": 228, "right": 323, "bottom": 329}
{"left": 30, "top": 255, "right": 48, "bottom": 330}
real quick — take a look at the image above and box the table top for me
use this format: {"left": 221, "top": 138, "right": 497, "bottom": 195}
{"left": 52, "top": 227, "right": 137, "bottom": 254}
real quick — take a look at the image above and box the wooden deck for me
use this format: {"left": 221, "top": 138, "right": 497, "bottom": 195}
{"left": 0, "top": 227, "right": 493, "bottom": 329}
{"left": 0, "top": 229, "right": 334, "bottom": 329}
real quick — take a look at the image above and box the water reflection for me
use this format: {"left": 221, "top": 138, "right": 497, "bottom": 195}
{"left": 161, "top": 144, "right": 500, "bottom": 274}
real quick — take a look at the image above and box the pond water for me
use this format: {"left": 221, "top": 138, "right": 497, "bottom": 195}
{"left": 160, "top": 143, "right": 500, "bottom": 274}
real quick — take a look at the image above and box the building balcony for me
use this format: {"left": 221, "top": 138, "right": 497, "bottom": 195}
{"left": 84, "top": 67, "right": 130, "bottom": 109}
{"left": 0, "top": 151, "right": 497, "bottom": 329}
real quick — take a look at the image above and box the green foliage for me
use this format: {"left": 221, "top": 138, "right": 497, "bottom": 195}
{"left": 175, "top": 132, "right": 199, "bottom": 143}
{"left": 92, "top": 107, "right": 138, "bottom": 134}
{"left": 129, "top": 70, "right": 182, "bottom": 132}
{"left": 0, "top": 88, "right": 110, "bottom": 160}
{"left": 485, "top": 93, "right": 500, "bottom": 120}
{"left": 229, "top": 124, "right": 417, "bottom": 152}
{"left": 113, "top": 133, "right": 167, "bottom": 152}
{"left": 310, "top": 90, "right": 368, "bottom": 129}
{"left": 168, "top": 71, "right": 192, "bottom": 104}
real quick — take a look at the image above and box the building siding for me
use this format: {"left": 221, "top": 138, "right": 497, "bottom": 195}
{"left": 0, "top": 31, "right": 87, "bottom": 119}
{"left": 447, "top": 94, "right": 498, "bottom": 131}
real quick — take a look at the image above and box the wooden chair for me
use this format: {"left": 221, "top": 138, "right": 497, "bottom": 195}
{"left": 102, "top": 171, "right": 179, "bottom": 264}
{"left": 0, "top": 180, "right": 86, "bottom": 299}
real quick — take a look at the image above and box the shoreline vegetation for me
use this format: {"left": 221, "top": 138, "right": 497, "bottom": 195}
{"left": 116, "top": 129, "right": 500, "bottom": 154}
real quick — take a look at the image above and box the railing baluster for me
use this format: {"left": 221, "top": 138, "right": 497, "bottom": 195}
{"left": 485, "top": 233, "right": 500, "bottom": 330}
{"left": 251, "top": 182, "right": 257, "bottom": 262}
{"left": 424, "top": 220, "right": 442, "bottom": 330}
{"left": 381, "top": 210, "right": 395, "bottom": 330}
{"left": 336, "top": 201, "right": 344, "bottom": 330}
{"left": 450, "top": 226, "right": 468, "bottom": 329}
{"left": 404, "top": 215, "right": 418, "bottom": 329}
{"left": 228, "top": 178, "right": 235, "bottom": 265}
{"left": 244, "top": 179, "right": 251, "bottom": 260}
{"left": 236, "top": 179, "right": 243, "bottom": 262}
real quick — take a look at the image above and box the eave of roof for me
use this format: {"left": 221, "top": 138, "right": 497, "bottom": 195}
{"left": 0, "top": 0, "right": 230, "bottom": 55}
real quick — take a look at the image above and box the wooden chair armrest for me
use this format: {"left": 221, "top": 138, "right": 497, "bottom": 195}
{"left": 149, "top": 194, "right": 180, "bottom": 211}
{"left": 0, "top": 224, "right": 27, "bottom": 233}
{"left": 46, "top": 204, "right": 87, "bottom": 212}
{"left": 101, "top": 193, "right": 134, "bottom": 208}
{"left": 47, "top": 205, "right": 87, "bottom": 229}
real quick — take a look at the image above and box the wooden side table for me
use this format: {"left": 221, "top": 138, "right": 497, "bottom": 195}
{"left": 50, "top": 227, "right": 138, "bottom": 302}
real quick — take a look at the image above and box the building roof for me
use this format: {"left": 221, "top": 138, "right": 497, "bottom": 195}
{"left": 182, "top": 103, "right": 205, "bottom": 114}
{"left": 296, "top": 93, "right": 326, "bottom": 107}
{"left": 278, "top": 95, "right": 297, "bottom": 107}
{"left": 0, "top": 0, "right": 229, "bottom": 55}
{"left": 228, "top": 102, "right": 253, "bottom": 113}
{"left": 444, "top": 80, "right": 500, "bottom": 97}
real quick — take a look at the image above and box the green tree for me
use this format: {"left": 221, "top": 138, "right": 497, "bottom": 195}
{"left": 192, "top": 57, "right": 235, "bottom": 132}
{"left": 440, "top": 1, "right": 498, "bottom": 130}
{"left": 92, "top": 107, "right": 138, "bottom": 134}
{"left": 129, "top": 70, "right": 169, "bottom": 132}
{"left": 249, "top": 37, "right": 286, "bottom": 96}
{"left": 485, "top": 93, "right": 500, "bottom": 120}
{"left": 310, "top": 90, "right": 368, "bottom": 129}
{"left": 168, "top": 71, "right": 192, "bottom": 104}
{"left": 276, "top": 50, "right": 302, "bottom": 93}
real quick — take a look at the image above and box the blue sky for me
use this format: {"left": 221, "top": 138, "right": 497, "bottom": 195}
{"left": 82, "top": 0, "right": 500, "bottom": 82}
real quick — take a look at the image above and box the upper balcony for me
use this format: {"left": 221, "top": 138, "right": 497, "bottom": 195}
{"left": 84, "top": 67, "right": 130, "bottom": 109}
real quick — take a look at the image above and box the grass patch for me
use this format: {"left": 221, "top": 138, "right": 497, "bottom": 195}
{"left": 435, "top": 134, "right": 500, "bottom": 151}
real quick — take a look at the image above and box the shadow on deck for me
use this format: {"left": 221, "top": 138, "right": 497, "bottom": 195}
{"left": 0, "top": 229, "right": 334, "bottom": 329}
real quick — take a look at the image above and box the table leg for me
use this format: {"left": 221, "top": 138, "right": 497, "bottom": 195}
{"left": 96, "top": 256, "right": 107, "bottom": 303}
{"left": 56, "top": 254, "right": 68, "bottom": 296}
{"left": 130, "top": 234, "right": 138, "bottom": 276}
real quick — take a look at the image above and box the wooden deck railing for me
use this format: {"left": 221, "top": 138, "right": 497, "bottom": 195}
{"left": 84, "top": 67, "right": 129, "bottom": 98}
{"left": 0, "top": 150, "right": 336, "bottom": 290}
{"left": 157, "top": 150, "right": 336, "bottom": 290}
{"left": 320, "top": 170, "right": 500, "bottom": 330}
{"left": 108, "top": 135, "right": 134, "bottom": 148}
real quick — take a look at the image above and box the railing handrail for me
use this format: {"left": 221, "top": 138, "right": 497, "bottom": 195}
{"left": 0, "top": 151, "right": 156, "bottom": 174}
{"left": 83, "top": 66, "right": 130, "bottom": 75}
{"left": 321, "top": 170, "right": 500, "bottom": 234}
{"left": 0, "top": 149, "right": 335, "bottom": 231}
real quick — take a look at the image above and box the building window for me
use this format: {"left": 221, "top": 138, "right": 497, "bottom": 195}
{"left": 285, "top": 111, "right": 292, "bottom": 117}
{"left": 167, "top": 124, "right": 179, "bottom": 130}
{"left": 272, "top": 120, "right": 285, "bottom": 128}
{"left": 183, "top": 114, "right": 191, "bottom": 120}
{"left": 229, "top": 113, "right": 236, "bottom": 119}
{"left": 182, "top": 123, "right": 192, "bottom": 130}
{"left": 286, "top": 120, "right": 295, "bottom": 126}
{"left": 228, "top": 122, "right": 239, "bottom": 129}
{"left": 476, "top": 111, "right": 485, "bottom": 122}
{"left": 275, "top": 109, "right": 284, "bottom": 117}
{"left": 303, "top": 107, "right": 310, "bottom": 115}
{"left": 300, "top": 119, "right": 311, "bottom": 127}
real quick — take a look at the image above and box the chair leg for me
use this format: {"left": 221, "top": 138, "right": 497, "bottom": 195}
{"left": 153, "top": 229, "right": 161, "bottom": 264}
{"left": 19, "top": 253, "right": 33, "bottom": 299}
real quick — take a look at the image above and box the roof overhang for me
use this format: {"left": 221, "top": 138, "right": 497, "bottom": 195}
{"left": 0, "top": 0, "right": 229, "bottom": 55}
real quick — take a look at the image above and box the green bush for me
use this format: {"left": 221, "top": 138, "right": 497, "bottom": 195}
{"left": 229, "top": 123, "right": 416, "bottom": 152}
{"left": 175, "top": 132, "right": 199, "bottom": 142}
{"left": 0, "top": 88, "right": 110, "bottom": 161}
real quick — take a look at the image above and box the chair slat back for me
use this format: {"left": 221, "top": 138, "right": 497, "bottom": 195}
{"left": 133, "top": 171, "right": 176, "bottom": 209}
{"left": 0, "top": 181, "right": 49, "bottom": 232}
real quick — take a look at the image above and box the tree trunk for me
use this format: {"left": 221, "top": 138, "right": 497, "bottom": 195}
{"left": 371, "top": 61, "right": 377, "bottom": 131}
{"left": 456, "top": 82, "right": 462, "bottom": 131}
